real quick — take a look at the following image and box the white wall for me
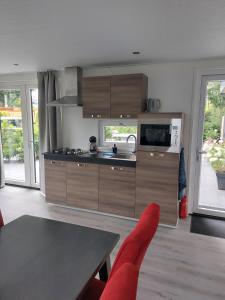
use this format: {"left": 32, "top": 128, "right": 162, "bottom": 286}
{"left": 0, "top": 72, "right": 37, "bottom": 83}
{"left": 62, "top": 107, "right": 98, "bottom": 149}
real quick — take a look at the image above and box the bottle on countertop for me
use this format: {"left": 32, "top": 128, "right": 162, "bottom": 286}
{"left": 112, "top": 144, "right": 117, "bottom": 154}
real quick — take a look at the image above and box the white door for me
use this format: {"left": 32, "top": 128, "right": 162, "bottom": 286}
{"left": 0, "top": 84, "right": 39, "bottom": 188}
{"left": 194, "top": 74, "right": 225, "bottom": 218}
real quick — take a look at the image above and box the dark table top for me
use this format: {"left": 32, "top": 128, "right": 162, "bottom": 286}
{"left": 0, "top": 215, "right": 120, "bottom": 300}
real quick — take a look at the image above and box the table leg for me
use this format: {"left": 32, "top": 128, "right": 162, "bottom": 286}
{"left": 99, "top": 256, "right": 111, "bottom": 282}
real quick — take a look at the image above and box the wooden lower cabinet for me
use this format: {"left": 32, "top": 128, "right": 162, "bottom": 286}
{"left": 66, "top": 162, "right": 99, "bottom": 210}
{"left": 45, "top": 154, "right": 179, "bottom": 225}
{"left": 99, "top": 165, "right": 136, "bottom": 217}
{"left": 45, "top": 160, "right": 67, "bottom": 205}
{"left": 135, "top": 151, "right": 179, "bottom": 226}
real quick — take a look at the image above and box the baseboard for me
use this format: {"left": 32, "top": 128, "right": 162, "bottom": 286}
{"left": 6, "top": 183, "right": 40, "bottom": 191}
{"left": 47, "top": 201, "right": 177, "bottom": 229}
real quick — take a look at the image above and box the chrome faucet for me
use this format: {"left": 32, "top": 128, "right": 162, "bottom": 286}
{"left": 126, "top": 134, "right": 137, "bottom": 153}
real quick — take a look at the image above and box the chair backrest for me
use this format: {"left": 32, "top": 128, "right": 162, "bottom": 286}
{"left": 0, "top": 209, "right": 4, "bottom": 228}
{"left": 100, "top": 263, "right": 139, "bottom": 300}
{"left": 109, "top": 203, "right": 160, "bottom": 279}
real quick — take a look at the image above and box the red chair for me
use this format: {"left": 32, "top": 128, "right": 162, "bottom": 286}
{"left": 100, "top": 263, "right": 139, "bottom": 300}
{"left": 109, "top": 202, "right": 160, "bottom": 279}
{"left": 0, "top": 209, "right": 4, "bottom": 228}
{"left": 82, "top": 203, "right": 160, "bottom": 299}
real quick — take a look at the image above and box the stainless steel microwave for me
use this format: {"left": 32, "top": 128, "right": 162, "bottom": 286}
{"left": 137, "top": 118, "right": 182, "bottom": 153}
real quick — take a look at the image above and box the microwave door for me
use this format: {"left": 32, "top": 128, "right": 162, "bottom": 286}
{"left": 140, "top": 124, "right": 171, "bottom": 147}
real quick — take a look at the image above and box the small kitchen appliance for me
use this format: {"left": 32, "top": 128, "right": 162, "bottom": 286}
{"left": 146, "top": 98, "right": 161, "bottom": 112}
{"left": 89, "top": 136, "right": 97, "bottom": 153}
{"left": 137, "top": 113, "right": 183, "bottom": 153}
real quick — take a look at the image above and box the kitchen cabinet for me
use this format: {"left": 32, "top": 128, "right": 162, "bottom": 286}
{"left": 82, "top": 76, "right": 111, "bottom": 118}
{"left": 110, "top": 74, "right": 148, "bottom": 118}
{"left": 99, "top": 165, "right": 136, "bottom": 217}
{"left": 135, "top": 151, "right": 179, "bottom": 226}
{"left": 45, "top": 160, "right": 67, "bottom": 205}
{"left": 82, "top": 74, "right": 148, "bottom": 119}
{"left": 66, "top": 162, "right": 99, "bottom": 210}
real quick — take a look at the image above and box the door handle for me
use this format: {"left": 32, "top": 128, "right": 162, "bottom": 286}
{"left": 196, "top": 149, "right": 207, "bottom": 161}
{"left": 198, "top": 150, "right": 207, "bottom": 154}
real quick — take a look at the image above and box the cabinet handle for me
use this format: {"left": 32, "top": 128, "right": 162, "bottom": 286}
{"left": 77, "top": 163, "right": 86, "bottom": 167}
{"left": 111, "top": 166, "right": 124, "bottom": 171}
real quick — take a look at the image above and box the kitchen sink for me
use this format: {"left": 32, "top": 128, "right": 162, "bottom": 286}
{"left": 108, "top": 153, "right": 136, "bottom": 161}
{"left": 113, "top": 153, "right": 133, "bottom": 159}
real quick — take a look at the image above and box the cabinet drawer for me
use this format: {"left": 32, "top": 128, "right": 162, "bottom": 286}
{"left": 110, "top": 74, "right": 147, "bottom": 118}
{"left": 45, "top": 160, "right": 66, "bottom": 205}
{"left": 82, "top": 77, "right": 111, "bottom": 118}
{"left": 135, "top": 151, "right": 179, "bottom": 226}
{"left": 99, "top": 165, "right": 136, "bottom": 217}
{"left": 66, "top": 162, "right": 99, "bottom": 210}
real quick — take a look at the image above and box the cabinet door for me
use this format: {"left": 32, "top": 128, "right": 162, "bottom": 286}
{"left": 99, "top": 165, "right": 136, "bottom": 217}
{"left": 82, "top": 77, "right": 111, "bottom": 118}
{"left": 110, "top": 74, "right": 147, "bottom": 118}
{"left": 66, "top": 162, "right": 99, "bottom": 210}
{"left": 135, "top": 151, "right": 179, "bottom": 226}
{"left": 45, "top": 160, "right": 67, "bottom": 205}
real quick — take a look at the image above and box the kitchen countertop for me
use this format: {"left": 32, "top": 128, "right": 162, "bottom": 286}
{"left": 43, "top": 152, "right": 136, "bottom": 168}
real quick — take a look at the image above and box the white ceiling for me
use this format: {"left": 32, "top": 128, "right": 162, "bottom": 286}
{"left": 1, "top": 0, "right": 225, "bottom": 73}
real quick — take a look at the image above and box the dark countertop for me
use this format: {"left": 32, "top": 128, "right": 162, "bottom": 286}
{"left": 43, "top": 152, "right": 136, "bottom": 168}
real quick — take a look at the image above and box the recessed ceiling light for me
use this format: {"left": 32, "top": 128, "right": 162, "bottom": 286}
{"left": 132, "top": 51, "right": 140, "bottom": 55}
{"left": 13, "top": 63, "right": 19, "bottom": 66}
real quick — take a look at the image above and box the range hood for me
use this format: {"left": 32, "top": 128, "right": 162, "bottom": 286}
{"left": 47, "top": 66, "right": 83, "bottom": 107}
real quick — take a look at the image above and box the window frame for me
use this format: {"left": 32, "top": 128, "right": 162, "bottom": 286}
{"left": 99, "top": 119, "right": 138, "bottom": 151}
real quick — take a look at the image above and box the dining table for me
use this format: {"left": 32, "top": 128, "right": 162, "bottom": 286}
{"left": 0, "top": 215, "right": 120, "bottom": 300}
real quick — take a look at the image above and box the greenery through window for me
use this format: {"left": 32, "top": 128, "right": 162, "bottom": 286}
{"left": 0, "top": 89, "right": 39, "bottom": 162}
{"left": 0, "top": 90, "right": 24, "bottom": 161}
{"left": 104, "top": 125, "right": 137, "bottom": 143}
{"left": 204, "top": 81, "right": 225, "bottom": 141}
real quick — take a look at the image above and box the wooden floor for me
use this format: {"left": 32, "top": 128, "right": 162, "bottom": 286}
{"left": 1, "top": 186, "right": 225, "bottom": 300}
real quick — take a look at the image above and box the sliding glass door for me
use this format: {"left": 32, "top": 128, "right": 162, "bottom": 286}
{"left": 0, "top": 84, "right": 39, "bottom": 188}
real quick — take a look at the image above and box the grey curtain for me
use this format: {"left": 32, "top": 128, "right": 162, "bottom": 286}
{"left": 38, "top": 71, "right": 57, "bottom": 192}
{"left": 0, "top": 127, "right": 5, "bottom": 188}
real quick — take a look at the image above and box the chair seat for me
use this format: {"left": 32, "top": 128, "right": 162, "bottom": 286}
{"left": 81, "top": 278, "right": 106, "bottom": 300}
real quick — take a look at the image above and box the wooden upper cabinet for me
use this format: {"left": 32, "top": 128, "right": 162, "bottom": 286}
{"left": 110, "top": 74, "right": 148, "bottom": 118}
{"left": 82, "top": 74, "right": 148, "bottom": 119}
{"left": 45, "top": 160, "right": 67, "bottom": 205}
{"left": 66, "top": 162, "right": 99, "bottom": 210}
{"left": 82, "top": 76, "right": 111, "bottom": 118}
{"left": 99, "top": 165, "right": 136, "bottom": 217}
{"left": 135, "top": 151, "right": 179, "bottom": 226}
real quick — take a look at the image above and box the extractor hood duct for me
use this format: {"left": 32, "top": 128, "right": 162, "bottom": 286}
{"left": 47, "top": 66, "right": 83, "bottom": 107}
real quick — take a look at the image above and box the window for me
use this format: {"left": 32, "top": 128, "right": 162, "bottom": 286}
{"left": 99, "top": 120, "right": 137, "bottom": 149}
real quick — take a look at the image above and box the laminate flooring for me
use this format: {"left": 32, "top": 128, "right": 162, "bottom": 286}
{"left": 1, "top": 186, "right": 225, "bottom": 300}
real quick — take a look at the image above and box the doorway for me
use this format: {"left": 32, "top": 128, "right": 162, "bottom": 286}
{"left": 0, "top": 84, "right": 39, "bottom": 188}
{"left": 194, "top": 75, "right": 225, "bottom": 218}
